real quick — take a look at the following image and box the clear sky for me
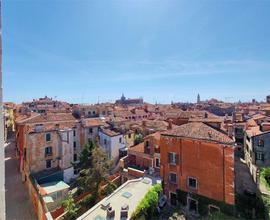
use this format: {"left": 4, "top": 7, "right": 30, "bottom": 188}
{"left": 3, "top": 0, "right": 270, "bottom": 104}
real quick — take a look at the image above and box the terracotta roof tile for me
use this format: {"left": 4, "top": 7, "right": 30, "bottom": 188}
{"left": 82, "top": 118, "right": 106, "bottom": 127}
{"left": 162, "top": 122, "right": 233, "bottom": 144}
{"left": 18, "top": 113, "right": 77, "bottom": 124}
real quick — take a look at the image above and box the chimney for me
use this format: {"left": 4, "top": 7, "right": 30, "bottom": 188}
{"left": 205, "top": 112, "right": 208, "bottom": 118}
{"left": 168, "top": 119, "right": 173, "bottom": 130}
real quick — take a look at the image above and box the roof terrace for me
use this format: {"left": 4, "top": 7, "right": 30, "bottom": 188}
{"left": 77, "top": 177, "right": 161, "bottom": 220}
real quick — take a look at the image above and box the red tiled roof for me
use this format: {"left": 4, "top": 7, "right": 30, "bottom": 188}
{"left": 100, "top": 128, "right": 121, "bottom": 137}
{"left": 18, "top": 113, "right": 77, "bottom": 124}
{"left": 162, "top": 122, "right": 233, "bottom": 144}
{"left": 128, "top": 142, "right": 144, "bottom": 153}
{"left": 82, "top": 118, "right": 106, "bottom": 127}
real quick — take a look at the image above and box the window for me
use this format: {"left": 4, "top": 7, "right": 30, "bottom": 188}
{"left": 46, "top": 160, "right": 52, "bottom": 169}
{"left": 74, "top": 168, "right": 80, "bottom": 175}
{"left": 188, "top": 177, "right": 197, "bottom": 189}
{"left": 73, "top": 154, "right": 77, "bottom": 161}
{"left": 45, "top": 146, "right": 52, "bottom": 157}
{"left": 45, "top": 133, "right": 51, "bottom": 142}
{"left": 256, "top": 152, "right": 264, "bottom": 161}
{"left": 209, "top": 205, "right": 220, "bottom": 215}
{"left": 73, "top": 141, "right": 76, "bottom": 148}
{"left": 170, "top": 192, "right": 177, "bottom": 206}
{"left": 155, "top": 158, "right": 160, "bottom": 168}
{"left": 188, "top": 198, "right": 198, "bottom": 213}
{"left": 89, "top": 128, "right": 93, "bottom": 134}
{"left": 104, "top": 139, "right": 107, "bottom": 145}
{"left": 119, "top": 137, "right": 122, "bottom": 143}
{"left": 258, "top": 139, "right": 264, "bottom": 147}
{"left": 73, "top": 130, "right": 76, "bottom": 136}
{"left": 128, "top": 133, "right": 131, "bottom": 138}
{"left": 145, "top": 140, "right": 150, "bottom": 148}
{"left": 169, "top": 173, "right": 177, "bottom": 184}
{"left": 168, "top": 152, "right": 177, "bottom": 165}
{"left": 93, "top": 111, "right": 96, "bottom": 115}
{"left": 35, "top": 124, "right": 44, "bottom": 132}
{"left": 88, "top": 111, "right": 91, "bottom": 115}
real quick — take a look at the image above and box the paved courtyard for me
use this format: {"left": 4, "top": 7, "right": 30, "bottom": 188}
{"left": 5, "top": 139, "right": 36, "bottom": 220}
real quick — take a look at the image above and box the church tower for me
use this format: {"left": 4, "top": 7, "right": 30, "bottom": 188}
{"left": 197, "top": 94, "right": 201, "bottom": 104}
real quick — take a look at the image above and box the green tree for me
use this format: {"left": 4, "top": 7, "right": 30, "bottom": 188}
{"left": 134, "top": 133, "right": 143, "bottom": 145}
{"left": 77, "top": 146, "right": 113, "bottom": 201}
{"left": 75, "top": 141, "right": 95, "bottom": 170}
{"left": 62, "top": 194, "right": 80, "bottom": 220}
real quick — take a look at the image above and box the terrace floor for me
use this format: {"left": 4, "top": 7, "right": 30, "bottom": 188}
{"left": 78, "top": 176, "right": 161, "bottom": 220}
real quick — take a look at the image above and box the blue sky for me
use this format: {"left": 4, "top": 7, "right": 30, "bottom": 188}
{"left": 3, "top": 0, "right": 270, "bottom": 104}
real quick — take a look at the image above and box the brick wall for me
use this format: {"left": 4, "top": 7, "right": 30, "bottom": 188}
{"left": 160, "top": 136, "right": 235, "bottom": 205}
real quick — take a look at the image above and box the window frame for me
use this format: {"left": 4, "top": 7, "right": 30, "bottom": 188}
{"left": 256, "top": 151, "right": 264, "bottom": 161}
{"left": 168, "top": 152, "right": 177, "bottom": 165}
{"left": 187, "top": 176, "right": 198, "bottom": 190}
{"left": 89, "top": 128, "right": 93, "bottom": 134}
{"left": 169, "top": 172, "right": 177, "bottom": 184}
{"left": 45, "top": 133, "right": 51, "bottom": 142}
{"left": 45, "top": 146, "right": 53, "bottom": 157}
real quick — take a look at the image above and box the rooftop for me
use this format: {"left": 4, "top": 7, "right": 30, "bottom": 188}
{"left": 82, "top": 118, "right": 107, "bottom": 127}
{"left": 100, "top": 128, "right": 121, "bottom": 137}
{"left": 17, "top": 113, "right": 77, "bottom": 124}
{"left": 39, "top": 181, "right": 69, "bottom": 195}
{"left": 78, "top": 177, "right": 160, "bottom": 220}
{"left": 162, "top": 122, "right": 233, "bottom": 144}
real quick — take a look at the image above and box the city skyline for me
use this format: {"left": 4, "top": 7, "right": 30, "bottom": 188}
{"left": 3, "top": 0, "right": 270, "bottom": 103}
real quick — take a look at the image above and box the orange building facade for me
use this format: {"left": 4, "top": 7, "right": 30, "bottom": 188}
{"left": 160, "top": 122, "right": 235, "bottom": 213}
